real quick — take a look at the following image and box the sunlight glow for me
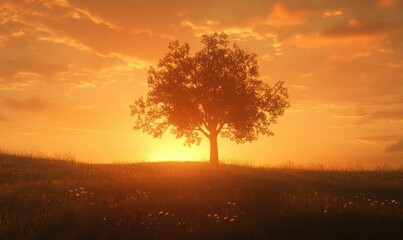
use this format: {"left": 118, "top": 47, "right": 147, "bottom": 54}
{"left": 147, "top": 139, "right": 207, "bottom": 162}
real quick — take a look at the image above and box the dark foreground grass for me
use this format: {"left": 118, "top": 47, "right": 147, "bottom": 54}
{"left": 0, "top": 153, "right": 402, "bottom": 240}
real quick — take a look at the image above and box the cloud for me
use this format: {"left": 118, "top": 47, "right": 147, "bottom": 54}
{"left": 377, "top": 0, "right": 399, "bottom": 8}
{"left": 3, "top": 97, "right": 55, "bottom": 112}
{"left": 263, "top": 3, "right": 318, "bottom": 27}
{"left": 0, "top": 59, "right": 68, "bottom": 81}
{"left": 320, "top": 18, "right": 388, "bottom": 39}
{"left": 291, "top": 19, "right": 389, "bottom": 54}
{"left": 357, "top": 109, "right": 403, "bottom": 124}
{"left": 384, "top": 139, "right": 403, "bottom": 153}
{"left": 385, "top": 60, "right": 403, "bottom": 68}
{"left": 43, "top": 17, "right": 168, "bottom": 60}
{"left": 0, "top": 115, "right": 8, "bottom": 121}
{"left": 353, "top": 134, "right": 401, "bottom": 144}
{"left": 1, "top": 0, "right": 169, "bottom": 61}
{"left": 13, "top": 126, "right": 114, "bottom": 138}
{"left": 323, "top": 9, "right": 343, "bottom": 17}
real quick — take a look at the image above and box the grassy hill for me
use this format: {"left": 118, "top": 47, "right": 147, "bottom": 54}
{"left": 0, "top": 153, "right": 402, "bottom": 240}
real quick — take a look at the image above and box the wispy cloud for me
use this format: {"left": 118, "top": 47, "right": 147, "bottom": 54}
{"left": 3, "top": 97, "right": 55, "bottom": 112}
{"left": 263, "top": 3, "right": 318, "bottom": 27}
{"left": 0, "top": 59, "right": 68, "bottom": 81}
{"left": 384, "top": 139, "right": 403, "bottom": 153}
{"left": 353, "top": 134, "right": 401, "bottom": 145}
{"left": 0, "top": 115, "right": 8, "bottom": 122}
{"left": 356, "top": 109, "right": 403, "bottom": 124}
{"left": 323, "top": 9, "right": 343, "bottom": 17}
{"left": 377, "top": 0, "right": 399, "bottom": 8}
{"left": 320, "top": 19, "right": 388, "bottom": 39}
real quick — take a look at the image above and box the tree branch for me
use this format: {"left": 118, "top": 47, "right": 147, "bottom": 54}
{"left": 197, "top": 126, "right": 210, "bottom": 138}
{"left": 216, "top": 123, "right": 226, "bottom": 133}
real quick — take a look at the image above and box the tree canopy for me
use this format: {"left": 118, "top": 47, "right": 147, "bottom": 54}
{"left": 130, "top": 32, "right": 290, "bottom": 163}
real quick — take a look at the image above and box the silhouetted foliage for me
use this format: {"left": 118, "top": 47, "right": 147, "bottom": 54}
{"left": 130, "top": 33, "right": 290, "bottom": 163}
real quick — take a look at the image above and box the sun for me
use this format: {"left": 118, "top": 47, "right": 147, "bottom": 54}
{"left": 148, "top": 138, "right": 208, "bottom": 162}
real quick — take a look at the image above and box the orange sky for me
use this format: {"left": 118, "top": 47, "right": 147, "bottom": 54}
{"left": 0, "top": 0, "right": 402, "bottom": 168}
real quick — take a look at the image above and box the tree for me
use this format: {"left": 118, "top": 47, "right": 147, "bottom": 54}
{"left": 130, "top": 32, "right": 290, "bottom": 164}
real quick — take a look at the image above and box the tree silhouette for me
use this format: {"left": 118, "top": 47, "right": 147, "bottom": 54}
{"left": 130, "top": 33, "right": 290, "bottom": 164}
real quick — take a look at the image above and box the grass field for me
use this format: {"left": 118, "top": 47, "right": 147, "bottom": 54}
{"left": 0, "top": 153, "right": 402, "bottom": 240}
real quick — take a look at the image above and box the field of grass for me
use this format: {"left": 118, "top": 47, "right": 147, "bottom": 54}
{"left": 0, "top": 153, "right": 402, "bottom": 240}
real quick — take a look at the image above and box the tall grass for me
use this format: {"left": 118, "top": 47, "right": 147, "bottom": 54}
{"left": 0, "top": 152, "right": 402, "bottom": 239}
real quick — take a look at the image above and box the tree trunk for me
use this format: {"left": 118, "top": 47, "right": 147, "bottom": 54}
{"left": 209, "top": 134, "right": 219, "bottom": 164}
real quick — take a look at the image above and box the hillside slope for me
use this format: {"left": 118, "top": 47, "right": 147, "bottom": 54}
{"left": 0, "top": 153, "right": 402, "bottom": 239}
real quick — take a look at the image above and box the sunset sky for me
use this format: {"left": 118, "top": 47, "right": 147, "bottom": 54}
{"left": 0, "top": 0, "right": 402, "bottom": 167}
